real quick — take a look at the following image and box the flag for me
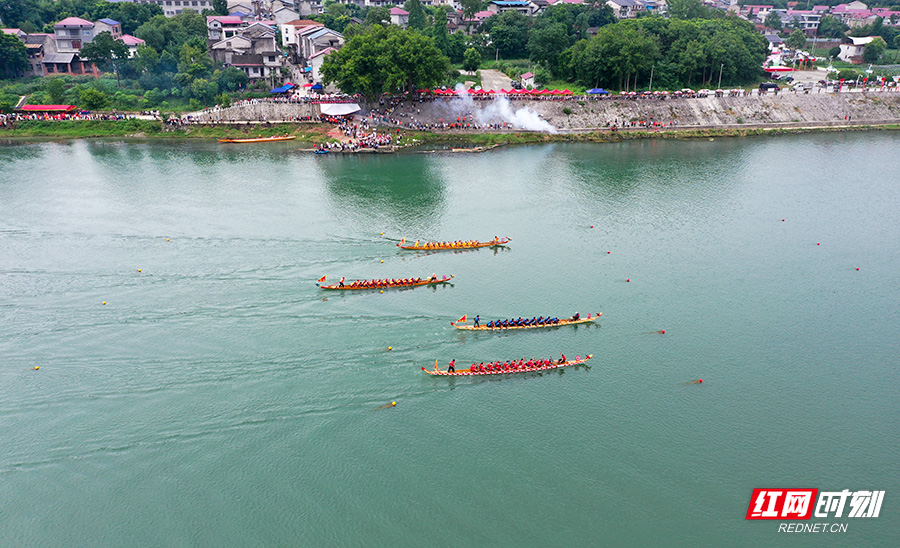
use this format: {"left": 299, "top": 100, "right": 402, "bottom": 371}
{"left": 400, "top": 238, "right": 406, "bottom": 245}
{"left": 457, "top": 315, "right": 467, "bottom": 323}
{"left": 318, "top": 275, "right": 326, "bottom": 282}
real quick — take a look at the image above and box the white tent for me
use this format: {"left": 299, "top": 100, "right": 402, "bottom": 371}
{"left": 320, "top": 103, "right": 361, "bottom": 116}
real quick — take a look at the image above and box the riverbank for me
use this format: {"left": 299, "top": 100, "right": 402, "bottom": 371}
{"left": 0, "top": 119, "right": 331, "bottom": 142}
{"left": 2, "top": 117, "right": 899, "bottom": 147}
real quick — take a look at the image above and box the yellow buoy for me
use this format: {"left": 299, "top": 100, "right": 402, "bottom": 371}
{"left": 138, "top": 269, "right": 142, "bottom": 272}
{"left": 167, "top": 238, "right": 170, "bottom": 241}
{"left": 391, "top": 402, "right": 396, "bottom": 406}
{"left": 34, "top": 366, "right": 39, "bottom": 370}
{"left": 380, "top": 232, "right": 384, "bottom": 235}
{"left": 388, "top": 346, "right": 392, "bottom": 350}
{"left": 379, "top": 290, "right": 384, "bottom": 293}
{"left": 102, "top": 301, "right": 107, "bottom": 305}
{"left": 380, "top": 260, "right": 384, "bottom": 263}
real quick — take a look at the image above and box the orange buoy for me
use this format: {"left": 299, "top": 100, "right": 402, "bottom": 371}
{"left": 856, "top": 267, "right": 860, "bottom": 271}
{"left": 661, "top": 330, "right": 665, "bottom": 334}
{"left": 626, "top": 279, "right": 630, "bottom": 282}
{"left": 590, "top": 225, "right": 594, "bottom": 228}
{"left": 698, "top": 379, "right": 702, "bottom": 383}
{"left": 817, "top": 243, "right": 820, "bottom": 245}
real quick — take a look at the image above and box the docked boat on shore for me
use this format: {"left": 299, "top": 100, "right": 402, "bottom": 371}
{"left": 452, "top": 313, "right": 601, "bottom": 331}
{"left": 423, "top": 355, "right": 593, "bottom": 376}
{"left": 397, "top": 237, "right": 510, "bottom": 250}
{"left": 219, "top": 135, "right": 296, "bottom": 143}
{"left": 317, "top": 275, "right": 454, "bottom": 290}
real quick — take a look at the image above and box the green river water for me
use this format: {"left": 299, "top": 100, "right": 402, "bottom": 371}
{"left": 1, "top": 133, "right": 898, "bottom": 547}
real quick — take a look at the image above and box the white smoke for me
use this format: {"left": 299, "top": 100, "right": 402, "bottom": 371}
{"left": 451, "top": 84, "right": 557, "bottom": 134}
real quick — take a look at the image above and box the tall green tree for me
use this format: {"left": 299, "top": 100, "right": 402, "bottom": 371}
{"left": 817, "top": 16, "right": 848, "bottom": 39}
{"left": 862, "top": 36, "right": 887, "bottom": 63}
{"left": 79, "top": 31, "right": 130, "bottom": 85}
{"left": 460, "top": 0, "right": 483, "bottom": 30}
{"left": 764, "top": 11, "right": 782, "bottom": 31}
{"left": 785, "top": 29, "right": 806, "bottom": 50}
{"left": 79, "top": 87, "right": 108, "bottom": 109}
{"left": 404, "top": 0, "right": 427, "bottom": 30}
{"left": 0, "top": 33, "right": 28, "bottom": 78}
{"left": 45, "top": 77, "right": 67, "bottom": 103}
{"left": 462, "top": 47, "right": 481, "bottom": 72}
{"left": 527, "top": 22, "right": 570, "bottom": 74}
{"left": 364, "top": 6, "right": 391, "bottom": 27}
{"left": 666, "top": 0, "right": 715, "bottom": 20}
{"left": 213, "top": 0, "right": 228, "bottom": 15}
{"left": 321, "top": 26, "right": 449, "bottom": 98}
{"left": 483, "top": 11, "right": 530, "bottom": 58}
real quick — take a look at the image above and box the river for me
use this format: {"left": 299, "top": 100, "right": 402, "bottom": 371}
{"left": 1, "top": 134, "right": 898, "bottom": 547}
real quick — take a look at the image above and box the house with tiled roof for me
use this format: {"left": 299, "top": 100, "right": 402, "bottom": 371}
{"left": 390, "top": 7, "right": 410, "bottom": 27}
{"left": 207, "top": 15, "right": 248, "bottom": 42}
{"left": 2, "top": 28, "right": 28, "bottom": 39}
{"left": 297, "top": 26, "right": 343, "bottom": 61}
{"left": 209, "top": 20, "right": 283, "bottom": 81}
{"left": 487, "top": 1, "right": 538, "bottom": 16}
{"left": 308, "top": 46, "right": 335, "bottom": 82}
{"left": 606, "top": 0, "right": 644, "bottom": 18}
{"left": 838, "top": 35, "right": 873, "bottom": 63}
{"left": 128, "top": 0, "right": 213, "bottom": 18}
{"left": 94, "top": 18, "right": 122, "bottom": 38}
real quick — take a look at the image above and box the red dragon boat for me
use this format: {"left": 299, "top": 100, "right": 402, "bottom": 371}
{"left": 422, "top": 355, "right": 593, "bottom": 376}
{"left": 317, "top": 275, "right": 454, "bottom": 290}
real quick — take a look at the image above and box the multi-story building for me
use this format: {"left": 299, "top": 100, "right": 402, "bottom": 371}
{"left": 132, "top": 0, "right": 214, "bottom": 17}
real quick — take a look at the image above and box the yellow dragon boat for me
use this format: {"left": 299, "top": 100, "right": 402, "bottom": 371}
{"left": 219, "top": 135, "right": 296, "bottom": 143}
{"left": 451, "top": 313, "right": 601, "bottom": 331}
{"left": 396, "top": 237, "right": 510, "bottom": 250}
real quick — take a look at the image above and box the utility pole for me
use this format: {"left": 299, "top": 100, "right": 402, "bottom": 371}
{"left": 718, "top": 63, "right": 724, "bottom": 89}
{"left": 649, "top": 64, "right": 654, "bottom": 92}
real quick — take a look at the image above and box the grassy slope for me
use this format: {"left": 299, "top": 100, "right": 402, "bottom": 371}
{"left": 3, "top": 119, "right": 898, "bottom": 145}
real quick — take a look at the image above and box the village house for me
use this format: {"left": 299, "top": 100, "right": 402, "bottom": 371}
{"left": 785, "top": 10, "right": 821, "bottom": 35}
{"left": 296, "top": 26, "right": 344, "bottom": 61}
{"left": 207, "top": 15, "right": 248, "bottom": 43}
{"left": 307, "top": 46, "right": 335, "bottom": 83}
{"left": 209, "top": 20, "right": 283, "bottom": 81}
{"left": 130, "top": 0, "right": 214, "bottom": 17}
{"left": 486, "top": 1, "right": 539, "bottom": 17}
{"left": 520, "top": 71, "right": 535, "bottom": 88}
{"left": 390, "top": 7, "right": 410, "bottom": 27}
{"left": 838, "top": 35, "right": 873, "bottom": 63}
{"left": 606, "top": 0, "right": 645, "bottom": 18}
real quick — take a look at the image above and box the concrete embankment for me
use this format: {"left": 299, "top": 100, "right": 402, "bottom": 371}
{"left": 189, "top": 93, "right": 900, "bottom": 133}
{"left": 383, "top": 92, "right": 900, "bottom": 130}
{"left": 191, "top": 101, "right": 319, "bottom": 122}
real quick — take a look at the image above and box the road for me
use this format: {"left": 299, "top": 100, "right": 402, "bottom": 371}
{"left": 479, "top": 69, "right": 513, "bottom": 92}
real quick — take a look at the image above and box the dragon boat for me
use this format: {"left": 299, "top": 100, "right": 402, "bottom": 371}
{"left": 422, "top": 355, "right": 593, "bottom": 376}
{"left": 219, "top": 136, "right": 296, "bottom": 143}
{"left": 451, "top": 313, "right": 601, "bottom": 331}
{"left": 317, "top": 275, "right": 454, "bottom": 290}
{"left": 396, "top": 237, "right": 510, "bottom": 251}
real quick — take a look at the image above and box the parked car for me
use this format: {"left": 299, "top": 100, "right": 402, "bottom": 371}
{"left": 759, "top": 82, "right": 781, "bottom": 91}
